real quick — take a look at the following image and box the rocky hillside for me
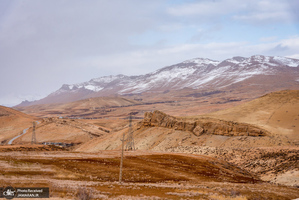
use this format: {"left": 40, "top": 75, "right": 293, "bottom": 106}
{"left": 139, "top": 110, "right": 269, "bottom": 137}
{"left": 76, "top": 109, "right": 288, "bottom": 153}
{"left": 166, "top": 145, "right": 299, "bottom": 187}
{"left": 74, "top": 109, "right": 298, "bottom": 187}
{"left": 204, "top": 90, "right": 299, "bottom": 145}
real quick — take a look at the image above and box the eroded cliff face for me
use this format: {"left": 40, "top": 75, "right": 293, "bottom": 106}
{"left": 139, "top": 110, "right": 269, "bottom": 137}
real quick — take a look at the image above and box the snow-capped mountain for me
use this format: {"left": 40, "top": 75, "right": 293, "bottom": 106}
{"left": 17, "top": 55, "right": 299, "bottom": 106}
{"left": 48, "top": 57, "right": 222, "bottom": 98}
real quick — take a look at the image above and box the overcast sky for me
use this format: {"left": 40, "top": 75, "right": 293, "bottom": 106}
{"left": 0, "top": 0, "right": 299, "bottom": 106}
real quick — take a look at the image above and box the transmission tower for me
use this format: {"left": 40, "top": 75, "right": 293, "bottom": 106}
{"left": 119, "top": 131, "right": 126, "bottom": 183}
{"left": 119, "top": 114, "right": 135, "bottom": 183}
{"left": 31, "top": 121, "right": 36, "bottom": 144}
{"left": 125, "top": 114, "right": 135, "bottom": 151}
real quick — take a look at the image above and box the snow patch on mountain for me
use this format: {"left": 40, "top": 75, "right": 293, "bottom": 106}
{"left": 84, "top": 85, "right": 104, "bottom": 92}
{"left": 47, "top": 55, "right": 299, "bottom": 101}
{"left": 182, "top": 58, "right": 220, "bottom": 66}
{"left": 91, "top": 75, "right": 126, "bottom": 83}
{"left": 273, "top": 56, "right": 299, "bottom": 67}
{"left": 250, "top": 55, "right": 270, "bottom": 63}
{"left": 153, "top": 67, "right": 197, "bottom": 81}
{"left": 229, "top": 66, "right": 272, "bottom": 84}
{"left": 225, "top": 58, "right": 240, "bottom": 65}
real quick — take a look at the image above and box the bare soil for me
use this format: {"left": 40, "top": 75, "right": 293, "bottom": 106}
{"left": 0, "top": 149, "right": 298, "bottom": 199}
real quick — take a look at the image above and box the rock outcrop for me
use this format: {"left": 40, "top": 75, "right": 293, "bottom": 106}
{"left": 165, "top": 145, "right": 299, "bottom": 187}
{"left": 139, "top": 110, "right": 268, "bottom": 137}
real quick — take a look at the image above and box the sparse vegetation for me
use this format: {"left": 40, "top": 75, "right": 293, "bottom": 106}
{"left": 76, "top": 187, "right": 93, "bottom": 200}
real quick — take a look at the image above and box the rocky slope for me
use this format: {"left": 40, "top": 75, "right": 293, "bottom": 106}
{"left": 204, "top": 90, "right": 299, "bottom": 145}
{"left": 139, "top": 110, "right": 269, "bottom": 137}
{"left": 17, "top": 55, "right": 299, "bottom": 106}
{"left": 76, "top": 109, "right": 289, "bottom": 153}
{"left": 166, "top": 146, "right": 299, "bottom": 187}
{"left": 75, "top": 109, "right": 298, "bottom": 187}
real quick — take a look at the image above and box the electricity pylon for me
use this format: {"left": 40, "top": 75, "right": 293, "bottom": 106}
{"left": 125, "top": 114, "right": 135, "bottom": 151}
{"left": 31, "top": 121, "right": 36, "bottom": 144}
{"left": 119, "top": 131, "right": 126, "bottom": 183}
{"left": 119, "top": 114, "right": 136, "bottom": 183}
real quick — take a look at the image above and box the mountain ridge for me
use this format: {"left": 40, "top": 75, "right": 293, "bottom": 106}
{"left": 16, "top": 55, "right": 299, "bottom": 107}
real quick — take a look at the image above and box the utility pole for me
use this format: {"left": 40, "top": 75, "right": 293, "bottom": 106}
{"left": 31, "top": 121, "right": 36, "bottom": 144}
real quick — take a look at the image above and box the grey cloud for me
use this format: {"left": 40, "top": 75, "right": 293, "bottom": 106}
{"left": 286, "top": 0, "right": 299, "bottom": 30}
{"left": 168, "top": 0, "right": 296, "bottom": 25}
{"left": 0, "top": 0, "right": 166, "bottom": 105}
{"left": 232, "top": 0, "right": 295, "bottom": 25}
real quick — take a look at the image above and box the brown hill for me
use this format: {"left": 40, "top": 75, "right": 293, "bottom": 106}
{"left": 15, "top": 96, "right": 140, "bottom": 118}
{"left": 0, "top": 106, "right": 38, "bottom": 144}
{"left": 3, "top": 90, "right": 299, "bottom": 189}
{"left": 74, "top": 91, "right": 299, "bottom": 188}
{"left": 14, "top": 86, "right": 276, "bottom": 119}
{"left": 204, "top": 90, "right": 299, "bottom": 145}
{"left": 76, "top": 109, "right": 285, "bottom": 153}
{"left": 12, "top": 117, "right": 111, "bottom": 145}
{"left": 35, "top": 90, "right": 298, "bottom": 152}
{"left": 9, "top": 97, "right": 136, "bottom": 145}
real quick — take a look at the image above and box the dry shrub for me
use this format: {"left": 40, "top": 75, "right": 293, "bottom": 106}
{"left": 231, "top": 189, "right": 241, "bottom": 197}
{"left": 76, "top": 187, "right": 93, "bottom": 200}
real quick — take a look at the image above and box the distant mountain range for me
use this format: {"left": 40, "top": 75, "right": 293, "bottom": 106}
{"left": 16, "top": 55, "right": 299, "bottom": 107}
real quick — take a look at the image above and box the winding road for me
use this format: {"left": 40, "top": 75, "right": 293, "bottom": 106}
{"left": 8, "top": 121, "right": 40, "bottom": 145}
{"left": 8, "top": 128, "right": 29, "bottom": 145}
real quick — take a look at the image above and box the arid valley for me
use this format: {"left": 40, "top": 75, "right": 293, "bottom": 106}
{"left": 2, "top": 0, "right": 299, "bottom": 199}
{"left": 0, "top": 88, "right": 299, "bottom": 199}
